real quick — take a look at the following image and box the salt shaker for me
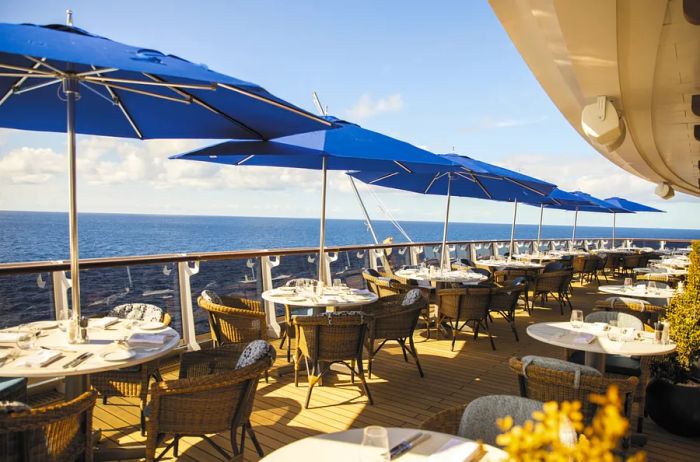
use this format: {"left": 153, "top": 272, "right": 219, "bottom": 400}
{"left": 67, "top": 317, "right": 78, "bottom": 344}
{"left": 661, "top": 319, "right": 671, "bottom": 345}
{"left": 78, "top": 316, "right": 89, "bottom": 343}
{"left": 654, "top": 322, "right": 663, "bottom": 344}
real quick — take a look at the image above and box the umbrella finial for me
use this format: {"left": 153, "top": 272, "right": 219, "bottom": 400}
{"left": 66, "top": 9, "right": 73, "bottom": 26}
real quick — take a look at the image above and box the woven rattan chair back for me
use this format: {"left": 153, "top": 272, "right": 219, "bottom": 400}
{"left": 197, "top": 295, "right": 266, "bottom": 346}
{"left": 295, "top": 313, "right": 368, "bottom": 361}
{"left": 0, "top": 390, "right": 96, "bottom": 462}
{"left": 437, "top": 288, "right": 491, "bottom": 322}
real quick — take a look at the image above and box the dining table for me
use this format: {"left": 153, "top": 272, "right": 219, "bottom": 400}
{"left": 262, "top": 285, "right": 378, "bottom": 312}
{"left": 476, "top": 258, "right": 544, "bottom": 271}
{"left": 0, "top": 318, "right": 180, "bottom": 399}
{"left": 526, "top": 321, "right": 676, "bottom": 372}
{"left": 598, "top": 284, "right": 676, "bottom": 306}
{"left": 394, "top": 268, "right": 488, "bottom": 287}
{"left": 260, "top": 427, "right": 507, "bottom": 461}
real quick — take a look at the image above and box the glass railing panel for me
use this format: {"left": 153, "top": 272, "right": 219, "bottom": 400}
{"left": 473, "top": 242, "right": 493, "bottom": 260}
{"left": 454, "top": 244, "right": 470, "bottom": 262}
{"left": 422, "top": 245, "right": 441, "bottom": 265}
{"left": 495, "top": 242, "right": 509, "bottom": 258}
{"left": 189, "top": 258, "right": 261, "bottom": 335}
{"left": 383, "top": 246, "right": 411, "bottom": 270}
{"left": 76, "top": 263, "right": 181, "bottom": 333}
{"left": 0, "top": 272, "right": 54, "bottom": 329}
{"left": 329, "top": 250, "right": 369, "bottom": 289}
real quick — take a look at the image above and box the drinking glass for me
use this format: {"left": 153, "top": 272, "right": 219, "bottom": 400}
{"left": 333, "top": 279, "right": 342, "bottom": 288}
{"left": 359, "top": 426, "right": 389, "bottom": 462}
{"left": 647, "top": 281, "right": 657, "bottom": 294}
{"left": 623, "top": 278, "right": 633, "bottom": 290}
{"left": 15, "top": 326, "right": 37, "bottom": 350}
{"left": 570, "top": 310, "right": 584, "bottom": 329}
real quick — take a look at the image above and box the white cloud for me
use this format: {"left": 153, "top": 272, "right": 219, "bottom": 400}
{"left": 462, "top": 115, "right": 548, "bottom": 133}
{"left": 345, "top": 93, "right": 404, "bottom": 120}
{"left": 0, "top": 147, "right": 64, "bottom": 184}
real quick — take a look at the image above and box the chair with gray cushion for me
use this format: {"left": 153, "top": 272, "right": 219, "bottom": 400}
{"left": 420, "top": 395, "right": 543, "bottom": 446}
{"left": 508, "top": 356, "right": 638, "bottom": 423}
{"left": 569, "top": 311, "right": 651, "bottom": 431}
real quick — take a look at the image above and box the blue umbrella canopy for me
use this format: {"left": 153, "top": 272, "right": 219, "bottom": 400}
{"left": 603, "top": 197, "right": 664, "bottom": 213}
{"left": 0, "top": 22, "right": 332, "bottom": 139}
{"left": 171, "top": 117, "right": 456, "bottom": 282}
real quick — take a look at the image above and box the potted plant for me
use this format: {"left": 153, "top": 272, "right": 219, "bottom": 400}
{"left": 647, "top": 240, "right": 700, "bottom": 436}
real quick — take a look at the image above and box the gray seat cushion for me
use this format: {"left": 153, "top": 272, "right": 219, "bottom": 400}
{"left": 569, "top": 351, "right": 642, "bottom": 377}
{"left": 522, "top": 355, "right": 602, "bottom": 388}
{"left": 109, "top": 303, "right": 164, "bottom": 322}
{"left": 200, "top": 290, "right": 222, "bottom": 305}
{"left": 402, "top": 289, "right": 422, "bottom": 306}
{"left": 585, "top": 311, "right": 643, "bottom": 330}
{"left": 235, "top": 340, "right": 276, "bottom": 369}
{"left": 458, "top": 395, "right": 543, "bottom": 446}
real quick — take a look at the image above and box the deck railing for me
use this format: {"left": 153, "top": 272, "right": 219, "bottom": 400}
{"left": 0, "top": 237, "right": 691, "bottom": 350}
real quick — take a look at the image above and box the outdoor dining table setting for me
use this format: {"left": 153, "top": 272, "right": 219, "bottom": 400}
{"left": 598, "top": 281, "right": 676, "bottom": 305}
{"left": 262, "top": 283, "right": 378, "bottom": 310}
{"left": 476, "top": 258, "right": 545, "bottom": 271}
{"left": 394, "top": 267, "right": 488, "bottom": 286}
{"left": 0, "top": 318, "right": 180, "bottom": 398}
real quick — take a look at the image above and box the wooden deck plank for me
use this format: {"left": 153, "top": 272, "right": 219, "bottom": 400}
{"left": 30, "top": 278, "right": 700, "bottom": 461}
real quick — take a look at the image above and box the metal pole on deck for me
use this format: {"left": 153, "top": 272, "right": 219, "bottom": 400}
{"left": 612, "top": 212, "right": 616, "bottom": 250}
{"left": 537, "top": 204, "right": 544, "bottom": 251}
{"left": 65, "top": 74, "right": 81, "bottom": 320}
{"left": 508, "top": 199, "right": 518, "bottom": 261}
{"left": 348, "top": 176, "right": 379, "bottom": 244}
{"left": 440, "top": 174, "right": 452, "bottom": 270}
{"left": 318, "top": 156, "right": 328, "bottom": 285}
{"left": 571, "top": 207, "right": 579, "bottom": 250}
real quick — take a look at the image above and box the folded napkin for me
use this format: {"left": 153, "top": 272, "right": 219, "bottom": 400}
{"left": 0, "top": 332, "right": 29, "bottom": 343}
{"left": 589, "top": 322, "right": 608, "bottom": 333}
{"left": 18, "top": 349, "right": 61, "bottom": 367}
{"left": 128, "top": 333, "right": 169, "bottom": 345}
{"left": 91, "top": 317, "right": 119, "bottom": 329}
{"left": 573, "top": 333, "right": 596, "bottom": 344}
{"left": 428, "top": 439, "right": 482, "bottom": 462}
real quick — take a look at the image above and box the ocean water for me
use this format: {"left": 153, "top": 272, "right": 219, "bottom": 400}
{"left": 0, "top": 211, "right": 697, "bottom": 331}
{"left": 1, "top": 210, "right": 698, "bottom": 263}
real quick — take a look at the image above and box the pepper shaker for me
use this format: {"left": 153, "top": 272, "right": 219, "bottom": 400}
{"left": 78, "top": 316, "right": 89, "bottom": 343}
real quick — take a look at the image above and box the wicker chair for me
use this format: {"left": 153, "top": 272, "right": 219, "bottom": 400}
{"left": 362, "top": 270, "right": 404, "bottom": 298}
{"left": 637, "top": 272, "right": 682, "bottom": 288}
{"left": 529, "top": 270, "right": 573, "bottom": 314}
{"left": 508, "top": 356, "right": 637, "bottom": 424}
{"left": 488, "top": 278, "right": 527, "bottom": 342}
{"left": 361, "top": 290, "right": 427, "bottom": 378}
{"left": 620, "top": 254, "right": 642, "bottom": 277}
{"left": 275, "top": 279, "right": 320, "bottom": 363}
{"left": 420, "top": 395, "right": 543, "bottom": 446}
{"left": 437, "top": 287, "right": 493, "bottom": 351}
{"left": 493, "top": 268, "right": 538, "bottom": 310}
{"left": 592, "top": 297, "right": 665, "bottom": 330}
{"left": 293, "top": 312, "right": 372, "bottom": 408}
{"left": 198, "top": 295, "right": 266, "bottom": 346}
{"left": 602, "top": 252, "right": 623, "bottom": 278}
{"left": 91, "top": 303, "right": 171, "bottom": 435}
{"left": 0, "top": 390, "right": 96, "bottom": 462}
{"left": 146, "top": 343, "right": 274, "bottom": 461}
{"left": 573, "top": 255, "right": 601, "bottom": 285}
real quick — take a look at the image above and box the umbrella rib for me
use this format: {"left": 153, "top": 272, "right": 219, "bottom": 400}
{"left": 142, "top": 73, "right": 263, "bottom": 139}
{"left": 368, "top": 172, "right": 399, "bottom": 184}
{"left": 454, "top": 171, "right": 476, "bottom": 182}
{"left": 23, "top": 55, "right": 66, "bottom": 76}
{"left": 236, "top": 155, "right": 255, "bottom": 165}
{"left": 504, "top": 177, "right": 546, "bottom": 196}
{"left": 218, "top": 83, "right": 333, "bottom": 127}
{"left": 470, "top": 174, "right": 493, "bottom": 199}
{"left": 393, "top": 161, "right": 413, "bottom": 173}
{"left": 76, "top": 67, "right": 119, "bottom": 78}
{"left": 424, "top": 172, "right": 444, "bottom": 194}
{"left": 82, "top": 75, "right": 215, "bottom": 90}
{"left": 89, "top": 80, "right": 192, "bottom": 104}
{"left": 89, "top": 66, "right": 143, "bottom": 139}
{"left": 12, "top": 78, "right": 61, "bottom": 95}
{"left": 0, "top": 59, "right": 47, "bottom": 107}
{"left": 0, "top": 63, "right": 54, "bottom": 75}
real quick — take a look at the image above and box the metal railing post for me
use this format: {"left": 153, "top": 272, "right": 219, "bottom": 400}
{"left": 51, "top": 270, "right": 71, "bottom": 320}
{"left": 261, "top": 256, "right": 282, "bottom": 338}
{"left": 177, "top": 261, "right": 200, "bottom": 351}
{"left": 325, "top": 252, "right": 338, "bottom": 284}
{"left": 410, "top": 245, "right": 423, "bottom": 266}
{"left": 492, "top": 242, "right": 500, "bottom": 258}
{"left": 469, "top": 243, "right": 477, "bottom": 262}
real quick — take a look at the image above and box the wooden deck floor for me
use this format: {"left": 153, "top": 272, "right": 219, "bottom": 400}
{"left": 37, "top": 278, "right": 700, "bottom": 461}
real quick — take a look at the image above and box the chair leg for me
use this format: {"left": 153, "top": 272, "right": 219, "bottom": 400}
{"left": 351, "top": 359, "right": 356, "bottom": 383}
{"left": 286, "top": 330, "right": 292, "bottom": 363}
{"left": 140, "top": 407, "right": 146, "bottom": 437}
{"left": 356, "top": 356, "right": 374, "bottom": 405}
{"left": 482, "top": 320, "right": 496, "bottom": 350}
{"left": 173, "top": 435, "right": 180, "bottom": 457}
{"left": 398, "top": 339, "right": 409, "bottom": 363}
{"left": 450, "top": 320, "right": 458, "bottom": 351}
{"left": 247, "top": 421, "right": 265, "bottom": 457}
{"left": 305, "top": 361, "right": 320, "bottom": 409}
{"left": 408, "top": 336, "right": 424, "bottom": 378}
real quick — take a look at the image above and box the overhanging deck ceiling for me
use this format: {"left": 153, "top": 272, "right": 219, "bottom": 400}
{"left": 489, "top": 0, "right": 700, "bottom": 197}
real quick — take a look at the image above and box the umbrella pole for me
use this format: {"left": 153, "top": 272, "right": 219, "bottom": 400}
{"left": 537, "top": 204, "right": 544, "bottom": 259}
{"left": 612, "top": 212, "right": 616, "bottom": 250}
{"left": 571, "top": 207, "right": 579, "bottom": 250}
{"left": 348, "top": 176, "right": 378, "bottom": 244}
{"left": 318, "top": 156, "right": 328, "bottom": 286}
{"left": 508, "top": 199, "right": 518, "bottom": 261}
{"left": 441, "top": 174, "right": 452, "bottom": 270}
{"left": 65, "top": 77, "right": 81, "bottom": 321}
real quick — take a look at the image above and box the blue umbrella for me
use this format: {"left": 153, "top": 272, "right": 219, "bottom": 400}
{"left": 0, "top": 17, "right": 333, "bottom": 318}
{"left": 349, "top": 153, "right": 557, "bottom": 267}
{"left": 171, "top": 118, "right": 456, "bottom": 283}
{"left": 604, "top": 197, "right": 664, "bottom": 248}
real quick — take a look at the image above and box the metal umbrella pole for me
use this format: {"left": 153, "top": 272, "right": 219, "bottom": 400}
{"left": 440, "top": 174, "right": 453, "bottom": 270}
{"left": 571, "top": 207, "right": 579, "bottom": 250}
{"left": 318, "top": 156, "right": 329, "bottom": 285}
{"left": 612, "top": 212, "right": 616, "bottom": 250}
{"left": 536, "top": 204, "right": 544, "bottom": 253}
{"left": 65, "top": 76, "right": 81, "bottom": 322}
{"left": 348, "top": 176, "right": 378, "bottom": 244}
{"left": 508, "top": 198, "right": 518, "bottom": 261}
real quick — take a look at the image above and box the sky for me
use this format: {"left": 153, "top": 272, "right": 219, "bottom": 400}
{"left": 0, "top": 0, "right": 698, "bottom": 230}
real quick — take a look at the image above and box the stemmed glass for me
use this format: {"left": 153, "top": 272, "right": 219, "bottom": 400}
{"left": 570, "top": 310, "right": 584, "bottom": 329}
{"left": 359, "top": 426, "right": 389, "bottom": 462}
{"left": 623, "top": 278, "right": 633, "bottom": 290}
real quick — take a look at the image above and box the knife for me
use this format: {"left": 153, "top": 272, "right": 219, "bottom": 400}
{"left": 41, "top": 353, "right": 65, "bottom": 367}
{"left": 63, "top": 352, "right": 92, "bottom": 369}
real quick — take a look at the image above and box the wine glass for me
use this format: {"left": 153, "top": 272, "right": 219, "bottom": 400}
{"left": 570, "top": 310, "right": 584, "bottom": 329}
{"left": 359, "top": 426, "right": 389, "bottom": 462}
{"left": 647, "top": 281, "right": 657, "bottom": 294}
{"left": 623, "top": 278, "right": 633, "bottom": 290}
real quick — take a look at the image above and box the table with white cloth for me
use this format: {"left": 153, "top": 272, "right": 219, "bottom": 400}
{"left": 476, "top": 259, "right": 544, "bottom": 272}
{"left": 394, "top": 268, "right": 488, "bottom": 287}
{"left": 262, "top": 286, "right": 378, "bottom": 312}
{"left": 260, "top": 427, "right": 507, "bottom": 462}
{"left": 526, "top": 321, "right": 676, "bottom": 372}
{"left": 598, "top": 284, "right": 676, "bottom": 306}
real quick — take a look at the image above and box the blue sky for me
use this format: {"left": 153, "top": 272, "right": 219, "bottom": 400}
{"left": 0, "top": 0, "right": 698, "bottom": 230}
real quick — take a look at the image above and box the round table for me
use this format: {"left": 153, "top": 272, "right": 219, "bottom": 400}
{"left": 394, "top": 268, "right": 488, "bottom": 286}
{"left": 598, "top": 284, "right": 675, "bottom": 306}
{"left": 526, "top": 321, "right": 676, "bottom": 371}
{"left": 262, "top": 286, "right": 378, "bottom": 312}
{"left": 0, "top": 319, "right": 180, "bottom": 399}
{"left": 476, "top": 259, "right": 544, "bottom": 271}
{"left": 260, "top": 427, "right": 507, "bottom": 461}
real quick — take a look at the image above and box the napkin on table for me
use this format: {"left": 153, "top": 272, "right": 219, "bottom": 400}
{"left": 428, "top": 439, "right": 483, "bottom": 462}
{"left": 573, "top": 333, "right": 596, "bottom": 344}
{"left": 18, "top": 349, "right": 62, "bottom": 367}
{"left": 91, "top": 317, "right": 120, "bottom": 329}
{"left": 0, "top": 332, "right": 29, "bottom": 343}
{"left": 128, "top": 333, "right": 169, "bottom": 345}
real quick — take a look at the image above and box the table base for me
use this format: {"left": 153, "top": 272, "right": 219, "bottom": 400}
{"left": 584, "top": 351, "right": 605, "bottom": 372}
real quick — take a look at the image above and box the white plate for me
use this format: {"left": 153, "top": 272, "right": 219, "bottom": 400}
{"left": 139, "top": 321, "right": 166, "bottom": 330}
{"left": 100, "top": 349, "right": 135, "bottom": 362}
{"left": 287, "top": 297, "right": 308, "bottom": 303}
{"left": 28, "top": 321, "right": 59, "bottom": 330}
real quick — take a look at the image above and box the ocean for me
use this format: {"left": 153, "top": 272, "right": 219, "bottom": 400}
{"left": 0, "top": 211, "right": 697, "bottom": 332}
